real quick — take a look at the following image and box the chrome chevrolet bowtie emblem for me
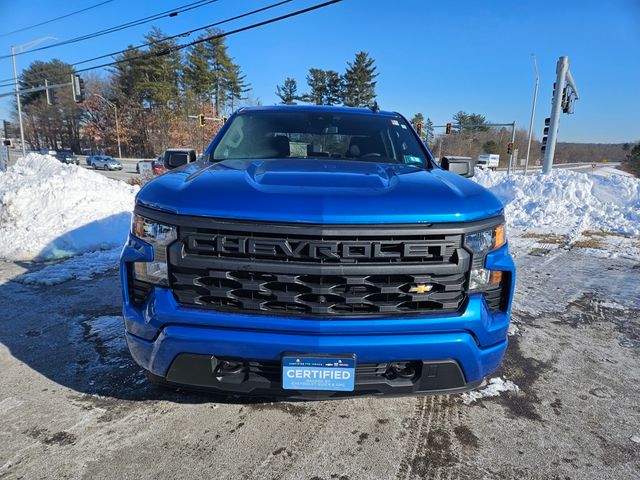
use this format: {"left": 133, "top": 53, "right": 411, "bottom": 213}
{"left": 409, "top": 284, "right": 433, "bottom": 294}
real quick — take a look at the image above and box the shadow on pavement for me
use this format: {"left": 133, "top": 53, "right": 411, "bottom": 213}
{"left": 0, "top": 216, "right": 273, "bottom": 406}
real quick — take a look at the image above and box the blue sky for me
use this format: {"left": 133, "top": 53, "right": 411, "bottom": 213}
{"left": 0, "top": 0, "right": 638, "bottom": 143}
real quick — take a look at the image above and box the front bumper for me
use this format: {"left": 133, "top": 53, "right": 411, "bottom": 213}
{"left": 120, "top": 237, "right": 515, "bottom": 398}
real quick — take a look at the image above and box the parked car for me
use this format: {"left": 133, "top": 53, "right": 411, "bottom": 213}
{"left": 92, "top": 156, "right": 122, "bottom": 170}
{"left": 120, "top": 105, "right": 515, "bottom": 398}
{"left": 87, "top": 154, "right": 104, "bottom": 166}
{"left": 55, "top": 150, "right": 80, "bottom": 165}
{"left": 162, "top": 148, "right": 197, "bottom": 170}
{"left": 39, "top": 148, "right": 57, "bottom": 156}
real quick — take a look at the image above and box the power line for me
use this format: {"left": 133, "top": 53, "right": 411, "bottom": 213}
{"left": 0, "top": 0, "right": 293, "bottom": 88}
{"left": 73, "top": 0, "right": 293, "bottom": 67}
{"left": 0, "top": 0, "right": 221, "bottom": 61}
{"left": 0, "top": 0, "right": 342, "bottom": 97}
{"left": 0, "top": 1, "right": 114, "bottom": 38}
{"left": 75, "top": 0, "right": 342, "bottom": 74}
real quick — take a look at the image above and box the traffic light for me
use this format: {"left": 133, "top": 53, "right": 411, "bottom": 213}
{"left": 198, "top": 113, "right": 206, "bottom": 127}
{"left": 507, "top": 142, "right": 514, "bottom": 155}
{"left": 72, "top": 74, "right": 85, "bottom": 103}
{"left": 445, "top": 122, "right": 452, "bottom": 134}
{"left": 416, "top": 122, "right": 422, "bottom": 135}
{"left": 541, "top": 118, "right": 550, "bottom": 153}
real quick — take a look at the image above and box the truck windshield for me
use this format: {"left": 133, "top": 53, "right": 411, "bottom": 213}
{"left": 211, "top": 110, "right": 430, "bottom": 167}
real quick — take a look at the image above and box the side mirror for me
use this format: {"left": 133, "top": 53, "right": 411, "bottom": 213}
{"left": 441, "top": 157, "right": 474, "bottom": 178}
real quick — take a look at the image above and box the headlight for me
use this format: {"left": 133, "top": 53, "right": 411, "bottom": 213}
{"left": 463, "top": 224, "right": 506, "bottom": 254}
{"left": 131, "top": 214, "right": 177, "bottom": 285}
{"left": 464, "top": 224, "right": 506, "bottom": 292}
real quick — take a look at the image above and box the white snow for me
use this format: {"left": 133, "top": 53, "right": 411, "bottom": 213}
{"left": 507, "top": 322, "right": 520, "bottom": 337}
{"left": 16, "top": 247, "right": 121, "bottom": 285}
{"left": 461, "top": 377, "right": 520, "bottom": 405}
{"left": 473, "top": 168, "right": 640, "bottom": 241}
{"left": 0, "top": 153, "right": 137, "bottom": 261}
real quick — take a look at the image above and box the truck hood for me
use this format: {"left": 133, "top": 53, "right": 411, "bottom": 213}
{"left": 137, "top": 159, "right": 503, "bottom": 224}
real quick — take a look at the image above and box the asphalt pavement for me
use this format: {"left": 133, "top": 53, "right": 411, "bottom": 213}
{"left": 0, "top": 234, "right": 638, "bottom": 479}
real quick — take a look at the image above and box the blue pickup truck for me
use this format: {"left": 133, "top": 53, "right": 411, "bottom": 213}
{"left": 120, "top": 105, "right": 515, "bottom": 399}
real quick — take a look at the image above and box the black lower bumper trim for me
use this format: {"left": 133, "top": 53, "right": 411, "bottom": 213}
{"left": 146, "top": 353, "right": 482, "bottom": 399}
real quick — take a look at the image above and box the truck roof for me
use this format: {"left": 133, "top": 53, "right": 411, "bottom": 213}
{"left": 238, "top": 104, "right": 399, "bottom": 118}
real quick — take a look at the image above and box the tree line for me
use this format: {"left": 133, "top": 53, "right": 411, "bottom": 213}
{"left": 274, "top": 51, "right": 378, "bottom": 107}
{"left": 15, "top": 27, "right": 250, "bottom": 157}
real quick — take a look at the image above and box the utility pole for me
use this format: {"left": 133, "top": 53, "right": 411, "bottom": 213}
{"left": 10, "top": 36, "right": 57, "bottom": 157}
{"left": 507, "top": 121, "right": 516, "bottom": 175}
{"left": 11, "top": 47, "right": 25, "bottom": 158}
{"left": 524, "top": 54, "right": 539, "bottom": 175}
{"left": 93, "top": 94, "right": 122, "bottom": 158}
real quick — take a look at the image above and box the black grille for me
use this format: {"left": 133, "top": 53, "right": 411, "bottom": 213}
{"left": 164, "top": 216, "right": 474, "bottom": 317}
{"left": 171, "top": 269, "right": 467, "bottom": 315}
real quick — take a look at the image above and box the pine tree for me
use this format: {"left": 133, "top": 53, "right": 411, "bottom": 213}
{"left": 342, "top": 51, "right": 378, "bottom": 107}
{"left": 324, "top": 70, "right": 343, "bottom": 105}
{"left": 183, "top": 42, "right": 214, "bottom": 101}
{"left": 225, "top": 63, "right": 250, "bottom": 111}
{"left": 303, "top": 68, "right": 328, "bottom": 105}
{"left": 136, "top": 27, "right": 181, "bottom": 107}
{"left": 424, "top": 117, "right": 435, "bottom": 146}
{"left": 201, "top": 28, "right": 235, "bottom": 116}
{"left": 275, "top": 78, "right": 299, "bottom": 105}
{"left": 453, "top": 111, "right": 489, "bottom": 132}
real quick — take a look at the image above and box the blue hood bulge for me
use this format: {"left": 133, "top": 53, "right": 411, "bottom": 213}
{"left": 136, "top": 159, "right": 503, "bottom": 224}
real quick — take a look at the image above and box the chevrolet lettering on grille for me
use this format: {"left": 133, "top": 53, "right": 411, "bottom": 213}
{"left": 186, "top": 234, "right": 444, "bottom": 261}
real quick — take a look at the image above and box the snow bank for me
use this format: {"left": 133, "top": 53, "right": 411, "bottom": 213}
{"left": 461, "top": 377, "right": 520, "bottom": 405}
{"left": 0, "top": 154, "right": 137, "bottom": 260}
{"left": 473, "top": 168, "right": 640, "bottom": 240}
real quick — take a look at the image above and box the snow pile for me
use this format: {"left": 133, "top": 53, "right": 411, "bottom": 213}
{"left": 0, "top": 154, "right": 137, "bottom": 260}
{"left": 461, "top": 377, "right": 520, "bottom": 405}
{"left": 473, "top": 168, "right": 640, "bottom": 240}
{"left": 16, "top": 248, "right": 121, "bottom": 285}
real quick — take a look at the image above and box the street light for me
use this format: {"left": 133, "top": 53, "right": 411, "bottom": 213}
{"left": 92, "top": 93, "right": 122, "bottom": 159}
{"left": 524, "top": 53, "right": 539, "bottom": 175}
{"left": 11, "top": 36, "right": 57, "bottom": 157}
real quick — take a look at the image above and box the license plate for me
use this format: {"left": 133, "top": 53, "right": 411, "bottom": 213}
{"left": 282, "top": 355, "right": 356, "bottom": 392}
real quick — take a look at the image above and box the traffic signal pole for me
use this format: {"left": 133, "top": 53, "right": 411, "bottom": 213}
{"left": 542, "top": 56, "right": 579, "bottom": 174}
{"left": 543, "top": 57, "right": 568, "bottom": 174}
